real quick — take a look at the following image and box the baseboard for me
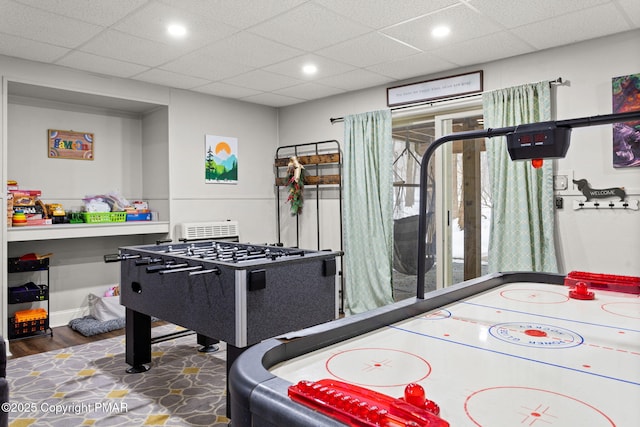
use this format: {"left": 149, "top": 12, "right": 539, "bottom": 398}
{"left": 50, "top": 307, "right": 89, "bottom": 328}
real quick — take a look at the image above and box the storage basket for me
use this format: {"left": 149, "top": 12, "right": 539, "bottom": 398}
{"left": 8, "top": 257, "right": 49, "bottom": 273}
{"left": 9, "top": 283, "right": 48, "bottom": 303}
{"left": 68, "top": 212, "right": 84, "bottom": 224}
{"left": 8, "top": 314, "right": 49, "bottom": 339}
{"left": 14, "top": 308, "right": 47, "bottom": 323}
{"left": 82, "top": 212, "right": 127, "bottom": 223}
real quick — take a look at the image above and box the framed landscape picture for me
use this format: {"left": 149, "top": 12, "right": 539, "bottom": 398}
{"left": 205, "top": 135, "right": 238, "bottom": 183}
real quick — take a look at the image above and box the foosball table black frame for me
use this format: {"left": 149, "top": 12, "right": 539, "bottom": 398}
{"left": 114, "top": 240, "right": 339, "bottom": 414}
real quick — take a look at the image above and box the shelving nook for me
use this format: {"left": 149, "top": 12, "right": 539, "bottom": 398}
{"left": 2, "top": 79, "right": 171, "bottom": 340}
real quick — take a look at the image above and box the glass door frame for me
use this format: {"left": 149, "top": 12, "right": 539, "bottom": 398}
{"left": 433, "top": 108, "right": 483, "bottom": 289}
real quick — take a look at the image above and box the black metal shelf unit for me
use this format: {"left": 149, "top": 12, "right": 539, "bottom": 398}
{"left": 274, "top": 140, "right": 345, "bottom": 313}
{"left": 7, "top": 257, "right": 52, "bottom": 340}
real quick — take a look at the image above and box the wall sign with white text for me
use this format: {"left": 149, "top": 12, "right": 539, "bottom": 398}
{"left": 387, "top": 71, "right": 483, "bottom": 107}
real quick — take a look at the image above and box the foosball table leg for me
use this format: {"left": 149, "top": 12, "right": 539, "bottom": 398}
{"left": 125, "top": 308, "right": 151, "bottom": 373}
{"left": 197, "top": 334, "right": 220, "bottom": 353}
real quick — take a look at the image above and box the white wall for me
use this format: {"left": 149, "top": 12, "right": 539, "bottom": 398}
{"left": 142, "top": 106, "right": 170, "bottom": 218}
{"left": 278, "top": 29, "right": 640, "bottom": 276}
{"left": 167, "top": 89, "right": 279, "bottom": 244}
{"left": 7, "top": 100, "right": 144, "bottom": 208}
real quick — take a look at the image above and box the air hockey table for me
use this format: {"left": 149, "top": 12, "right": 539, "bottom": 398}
{"left": 229, "top": 271, "right": 640, "bottom": 426}
{"left": 229, "top": 111, "right": 640, "bottom": 425}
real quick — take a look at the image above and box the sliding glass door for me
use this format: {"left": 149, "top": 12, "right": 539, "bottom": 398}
{"left": 392, "top": 104, "right": 488, "bottom": 299}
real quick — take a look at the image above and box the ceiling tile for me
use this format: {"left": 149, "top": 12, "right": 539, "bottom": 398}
{"left": 158, "top": 0, "right": 307, "bottom": 29}
{"left": 510, "top": 3, "right": 632, "bottom": 50}
{"left": 317, "top": 32, "right": 421, "bottom": 68}
{"left": 381, "top": 3, "right": 502, "bottom": 52}
{"left": 222, "top": 69, "right": 303, "bottom": 92}
{"left": 14, "top": 0, "right": 148, "bottom": 26}
{"left": 366, "top": 52, "right": 458, "bottom": 80}
{"left": 616, "top": 0, "right": 640, "bottom": 26}
{"left": 316, "top": 69, "right": 394, "bottom": 91}
{"left": 0, "top": 1, "right": 103, "bottom": 47}
{"left": 430, "top": 31, "right": 535, "bottom": 67}
{"left": 469, "top": 0, "right": 612, "bottom": 29}
{"left": 315, "top": 0, "right": 460, "bottom": 29}
{"left": 112, "top": 1, "right": 238, "bottom": 50}
{"left": 132, "top": 68, "right": 211, "bottom": 89}
{"left": 263, "top": 54, "right": 356, "bottom": 80}
{"left": 197, "top": 32, "right": 304, "bottom": 68}
{"left": 192, "top": 82, "right": 263, "bottom": 99}
{"left": 79, "top": 30, "right": 185, "bottom": 67}
{"left": 239, "top": 92, "right": 305, "bottom": 108}
{"left": 56, "top": 51, "right": 150, "bottom": 78}
{"left": 0, "top": 33, "right": 69, "bottom": 62}
{"left": 160, "top": 51, "right": 255, "bottom": 81}
{"left": 273, "top": 82, "right": 345, "bottom": 100}
{"left": 247, "top": 2, "right": 372, "bottom": 51}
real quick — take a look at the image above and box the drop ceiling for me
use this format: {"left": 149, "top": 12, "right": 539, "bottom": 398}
{"left": 0, "top": 0, "right": 638, "bottom": 107}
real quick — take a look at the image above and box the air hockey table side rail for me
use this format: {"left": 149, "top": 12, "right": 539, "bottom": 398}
{"left": 228, "top": 271, "right": 566, "bottom": 427}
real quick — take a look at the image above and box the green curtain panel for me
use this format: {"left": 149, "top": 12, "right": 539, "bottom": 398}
{"left": 343, "top": 109, "right": 395, "bottom": 314}
{"left": 482, "top": 82, "right": 559, "bottom": 273}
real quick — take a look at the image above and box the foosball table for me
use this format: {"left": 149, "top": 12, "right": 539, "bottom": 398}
{"left": 112, "top": 240, "right": 338, "bottom": 383}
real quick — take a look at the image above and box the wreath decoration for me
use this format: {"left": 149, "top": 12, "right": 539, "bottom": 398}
{"left": 286, "top": 156, "right": 307, "bottom": 215}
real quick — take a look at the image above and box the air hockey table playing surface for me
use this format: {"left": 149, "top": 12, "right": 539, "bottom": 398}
{"left": 229, "top": 272, "right": 640, "bottom": 426}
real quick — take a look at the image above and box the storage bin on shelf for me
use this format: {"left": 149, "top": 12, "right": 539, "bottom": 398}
{"left": 7, "top": 192, "right": 13, "bottom": 227}
{"left": 14, "top": 308, "right": 47, "bottom": 323}
{"left": 9, "top": 308, "right": 49, "bottom": 339}
{"left": 68, "top": 211, "right": 84, "bottom": 223}
{"left": 9, "top": 282, "right": 48, "bottom": 303}
{"left": 82, "top": 212, "right": 127, "bottom": 223}
{"left": 126, "top": 212, "right": 151, "bottom": 221}
{"left": 8, "top": 257, "right": 49, "bottom": 273}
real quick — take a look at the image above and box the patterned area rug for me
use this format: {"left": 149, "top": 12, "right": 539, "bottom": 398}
{"left": 5, "top": 324, "right": 230, "bottom": 426}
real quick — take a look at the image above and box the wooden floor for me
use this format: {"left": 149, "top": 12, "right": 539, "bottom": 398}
{"left": 7, "top": 324, "right": 127, "bottom": 359}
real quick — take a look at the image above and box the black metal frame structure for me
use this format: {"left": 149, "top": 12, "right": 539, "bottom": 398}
{"left": 416, "top": 110, "right": 640, "bottom": 297}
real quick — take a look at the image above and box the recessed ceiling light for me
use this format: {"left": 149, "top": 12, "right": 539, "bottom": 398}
{"left": 167, "top": 24, "right": 187, "bottom": 38}
{"left": 302, "top": 64, "right": 318, "bottom": 75}
{"left": 431, "top": 25, "right": 450, "bottom": 38}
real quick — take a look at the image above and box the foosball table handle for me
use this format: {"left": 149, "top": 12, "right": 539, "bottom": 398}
{"left": 158, "top": 265, "right": 206, "bottom": 275}
{"left": 189, "top": 267, "right": 221, "bottom": 276}
{"left": 146, "top": 263, "right": 189, "bottom": 273}
{"left": 103, "top": 253, "right": 141, "bottom": 263}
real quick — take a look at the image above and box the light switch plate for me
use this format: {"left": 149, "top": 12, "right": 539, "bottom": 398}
{"left": 553, "top": 174, "right": 568, "bottom": 190}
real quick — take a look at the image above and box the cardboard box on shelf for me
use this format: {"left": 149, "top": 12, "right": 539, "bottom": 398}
{"left": 7, "top": 192, "right": 13, "bottom": 227}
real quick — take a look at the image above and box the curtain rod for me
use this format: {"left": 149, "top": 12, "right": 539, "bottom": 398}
{"left": 329, "top": 77, "right": 564, "bottom": 124}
